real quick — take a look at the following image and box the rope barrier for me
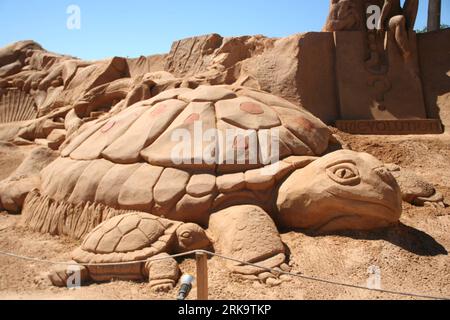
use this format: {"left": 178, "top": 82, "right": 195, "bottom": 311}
{"left": 0, "top": 249, "right": 201, "bottom": 266}
{"left": 0, "top": 249, "right": 448, "bottom": 300}
{"left": 200, "top": 250, "right": 450, "bottom": 301}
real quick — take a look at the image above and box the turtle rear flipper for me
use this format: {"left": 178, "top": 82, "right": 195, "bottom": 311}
{"left": 48, "top": 262, "right": 89, "bottom": 288}
{"left": 386, "top": 164, "right": 446, "bottom": 207}
{"left": 417, "top": 192, "right": 446, "bottom": 208}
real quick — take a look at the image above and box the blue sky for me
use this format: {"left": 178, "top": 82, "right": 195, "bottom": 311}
{"left": 0, "top": 0, "right": 449, "bottom": 60}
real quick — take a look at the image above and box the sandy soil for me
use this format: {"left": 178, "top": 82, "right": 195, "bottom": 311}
{"left": 0, "top": 132, "right": 449, "bottom": 300}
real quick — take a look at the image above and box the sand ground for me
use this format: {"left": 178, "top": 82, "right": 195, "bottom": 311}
{"left": 0, "top": 132, "right": 449, "bottom": 300}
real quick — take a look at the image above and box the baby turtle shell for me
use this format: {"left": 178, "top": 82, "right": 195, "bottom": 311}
{"left": 73, "top": 212, "right": 181, "bottom": 264}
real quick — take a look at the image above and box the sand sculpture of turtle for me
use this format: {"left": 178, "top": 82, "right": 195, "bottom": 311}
{"left": 49, "top": 212, "right": 211, "bottom": 291}
{"left": 18, "top": 85, "right": 403, "bottom": 286}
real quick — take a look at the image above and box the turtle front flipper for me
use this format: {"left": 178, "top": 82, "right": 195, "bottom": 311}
{"left": 144, "top": 253, "right": 180, "bottom": 292}
{"left": 208, "top": 205, "right": 290, "bottom": 286}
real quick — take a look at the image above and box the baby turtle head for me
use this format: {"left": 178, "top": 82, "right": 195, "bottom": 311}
{"left": 175, "top": 223, "right": 211, "bottom": 253}
{"left": 277, "top": 150, "right": 402, "bottom": 233}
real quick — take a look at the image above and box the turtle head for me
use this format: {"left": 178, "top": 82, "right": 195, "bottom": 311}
{"left": 276, "top": 150, "right": 402, "bottom": 233}
{"left": 175, "top": 223, "right": 211, "bottom": 253}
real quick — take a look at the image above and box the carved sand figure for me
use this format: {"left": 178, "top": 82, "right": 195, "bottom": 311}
{"left": 0, "top": 41, "right": 43, "bottom": 78}
{"left": 0, "top": 43, "right": 112, "bottom": 143}
{"left": 9, "top": 85, "right": 406, "bottom": 287}
{"left": 0, "top": 147, "right": 58, "bottom": 212}
{"left": 323, "top": 0, "right": 419, "bottom": 68}
{"left": 323, "top": 0, "right": 365, "bottom": 32}
{"left": 49, "top": 212, "right": 211, "bottom": 292}
{"left": 377, "top": 0, "right": 419, "bottom": 63}
{"left": 71, "top": 74, "right": 155, "bottom": 119}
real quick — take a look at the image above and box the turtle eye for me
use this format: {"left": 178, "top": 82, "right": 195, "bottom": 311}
{"left": 327, "top": 162, "right": 361, "bottom": 186}
{"left": 181, "top": 231, "right": 191, "bottom": 239}
{"left": 335, "top": 168, "right": 354, "bottom": 179}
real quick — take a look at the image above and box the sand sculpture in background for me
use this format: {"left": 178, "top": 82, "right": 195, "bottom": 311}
{"left": 323, "top": 0, "right": 418, "bottom": 33}
{"left": 1, "top": 23, "right": 446, "bottom": 138}
{"left": 0, "top": 147, "right": 58, "bottom": 212}
{"left": 323, "top": 0, "right": 366, "bottom": 32}
{"left": 378, "top": 0, "right": 418, "bottom": 64}
{"left": 322, "top": 0, "right": 440, "bottom": 133}
{"left": 324, "top": 0, "right": 419, "bottom": 68}
{"left": 0, "top": 42, "right": 122, "bottom": 144}
{"left": 0, "top": 42, "right": 178, "bottom": 146}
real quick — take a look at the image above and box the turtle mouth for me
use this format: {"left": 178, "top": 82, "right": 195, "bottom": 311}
{"left": 314, "top": 213, "right": 397, "bottom": 234}
{"left": 327, "top": 190, "right": 401, "bottom": 217}
{"left": 314, "top": 192, "right": 401, "bottom": 233}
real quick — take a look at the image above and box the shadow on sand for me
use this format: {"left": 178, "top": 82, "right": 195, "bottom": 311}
{"left": 298, "top": 223, "right": 448, "bottom": 257}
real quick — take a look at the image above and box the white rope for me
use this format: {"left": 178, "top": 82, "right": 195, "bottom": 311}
{"left": 0, "top": 249, "right": 448, "bottom": 300}
{"left": 0, "top": 249, "right": 200, "bottom": 266}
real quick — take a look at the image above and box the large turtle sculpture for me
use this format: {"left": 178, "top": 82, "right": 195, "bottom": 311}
{"left": 18, "top": 85, "right": 403, "bottom": 287}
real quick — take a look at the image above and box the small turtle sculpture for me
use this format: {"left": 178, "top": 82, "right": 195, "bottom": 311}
{"left": 18, "top": 85, "right": 403, "bottom": 286}
{"left": 49, "top": 212, "right": 211, "bottom": 291}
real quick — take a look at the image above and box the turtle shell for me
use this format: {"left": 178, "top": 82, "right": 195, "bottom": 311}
{"left": 61, "top": 85, "right": 331, "bottom": 173}
{"left": 33, "top": 85, "right": 332, "bottom": 231}
{"left": 72, "top": 212, "right": 181, "bottom": 264}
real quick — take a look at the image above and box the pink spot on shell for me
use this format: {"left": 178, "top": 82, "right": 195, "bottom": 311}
{"left": 184, "top": 113, "right": 201, "bottom": 125}
{"left": 150, "top": 104, "right": 167, "bottom": 117}
{"left": 296, "top": 117, "right": 315, "bottom": 132}
{"left": 101, "top": 121, "right": 116, "bottom": 133}
{"left": 240, "top": 102, "right": 264, "bottom": 115}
